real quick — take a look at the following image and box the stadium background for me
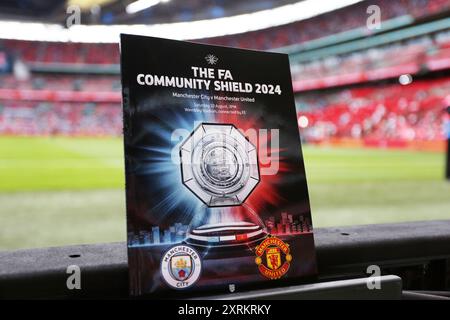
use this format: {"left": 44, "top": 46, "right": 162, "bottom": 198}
{"left": 0, "top": 0, "right": 449, "bottom": 250}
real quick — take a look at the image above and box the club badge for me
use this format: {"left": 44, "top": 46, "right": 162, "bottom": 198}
{"left": 161, "top": 245, "right": 202, "bottom": 289}
{"left": 255, "top": 236, "right": 292, "bottom": 279}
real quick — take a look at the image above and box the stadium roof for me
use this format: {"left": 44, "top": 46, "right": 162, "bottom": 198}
{"left": 0, "top": 0, "right": 302, "bottom": 24}
{"left": 0, "top": 0, "right": 364, "bottom": 43}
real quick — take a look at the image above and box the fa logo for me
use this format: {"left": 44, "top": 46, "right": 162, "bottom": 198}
{"left": 205, "top": 54, "right": 219, "bottom": 65}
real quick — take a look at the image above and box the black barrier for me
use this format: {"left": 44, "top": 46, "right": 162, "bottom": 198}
{"left": 0, "top": 220, "right": 449, "bottom": 299}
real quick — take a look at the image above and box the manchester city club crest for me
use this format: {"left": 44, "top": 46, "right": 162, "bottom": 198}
{"left": 161, "top": 245, "right": 202, "bottom": 289}
{"left": 170, "top": 255, "right": 193, "bottom": 281}
{"left": 255, "top": 236, "right": 292, "bottom": 279}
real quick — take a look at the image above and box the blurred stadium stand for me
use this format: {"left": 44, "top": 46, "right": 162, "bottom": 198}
{"left": 203, "top": 0, "right": 450, "bottom": 49}
{"left": 0, "top": 0, "right": 449, "bottom": 148}
{"left": 298, "top": 78, "right": 449, "bottom": 148}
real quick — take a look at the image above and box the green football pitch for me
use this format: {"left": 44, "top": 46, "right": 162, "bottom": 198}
{"left": 0, "top": 136, "right": 449, "bottom": 250}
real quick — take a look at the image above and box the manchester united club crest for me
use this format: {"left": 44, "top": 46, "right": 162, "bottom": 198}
{"left": 255, "top": 236, "right": 292, "bottom": 279}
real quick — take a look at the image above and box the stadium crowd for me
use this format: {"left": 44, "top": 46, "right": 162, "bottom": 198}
{"left": 0, "top": 75, "right": 120, "bottom": 92}
{"left": 292, "top": 30, "right": 450, "bottom": 86}
{"left": 0, "top": 101, "right": 122, "bottom": 136}
{"left": 1, "top": 75, "right": 447, "bottom": 141}
{"left": 0, "top": 0, "right": 448, "bottom": 142}
{"left": 298, "top": 77, "right": 450, "bottom": 143}
{"left": 2, "top": 41, "right": 119, "bottom": 65}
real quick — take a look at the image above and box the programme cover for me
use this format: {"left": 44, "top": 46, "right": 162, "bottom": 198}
{"left": 120, "top": 34, "right": 317, "bottom": 296}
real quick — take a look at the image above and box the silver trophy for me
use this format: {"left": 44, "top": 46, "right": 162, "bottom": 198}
{"left": 180, "top": 123, "right": 266, "bottom": 246}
